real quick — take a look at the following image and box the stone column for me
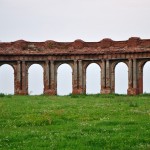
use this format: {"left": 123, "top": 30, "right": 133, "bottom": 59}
{"left": 128, "top": 59, "right": 138, "bottom": 95}
{"left": 138, "top": 66, "right": 143, "bottom": 94}
{"left": 106, "top": 60, "right": 110, "bottom": 87}
{"left": 111, "top": 68, "right": 115, "bottom": 93}
{"left": 105, "top": 60, "right": 111, "bottom": 94}
{"left": 82, "top": 67, "right": 86, "bottom": 94}
{"left": 78, "top": 60, "right": 83, "bottom": 94}
{"left": 44, "top": 61, "right": 50, "bottom": 94}
{"left": 49, "top": 60, "right": 56, "bottom": 95}
{"left": 22, "top": 61, "right": 28, "bottom": 95}
{"left": 128, "top": 59, "right": 133, "bottom": 89}
{"left": 101, "top": 59, "right": 111, "bottom": 94}
{"left": 73, "top": 60, "right": 78, "bottom": 94}
{"left": 133, "top": 59, "right": 137, "bottom": 88}
{"left": 14, "top": 61, "right": 21, "bottom": 94}
{"left": 101, "top": 60, "right": 106, "bottom": 94}
{"left": 127, "top": 59, "right": 134, "bottom": 95}
{"left": 133, "top": 59, "right": 138, "bottom": 94}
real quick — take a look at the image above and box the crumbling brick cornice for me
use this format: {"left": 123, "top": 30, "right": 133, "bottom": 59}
{"left": 0, "top": 37, "right": 150, "bottom": 56}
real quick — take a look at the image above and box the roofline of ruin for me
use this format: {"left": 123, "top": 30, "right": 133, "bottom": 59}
{"left": 0, "top": 37, "right": 150, "bottom": 56}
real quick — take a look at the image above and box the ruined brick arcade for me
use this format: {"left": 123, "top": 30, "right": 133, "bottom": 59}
{"left": 0, "top": 37, "right": 150, "bottom": 95}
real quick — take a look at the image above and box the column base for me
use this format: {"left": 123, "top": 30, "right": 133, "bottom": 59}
{"left": 101, "top": 88, "right": 112, "bottom": 94}
{"left": 127, "top": 88, "right": 139, "bottom": 95}
{"left": 44, "top": 89, "right": 56, "bottom": 95}
{"left": 73, "top": 88, "right": 84, "bottom": 94}
{"left": 15, "top": 90, "right": 28, "bottom": 95}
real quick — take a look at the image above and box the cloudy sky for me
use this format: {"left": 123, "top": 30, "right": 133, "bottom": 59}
{"left": 0, "top": 0, "right": 150, "bottom": 95}
{"left": 1, "top": 0, "right": 150, "bottom": 42}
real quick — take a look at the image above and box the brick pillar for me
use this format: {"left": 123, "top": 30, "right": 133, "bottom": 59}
{"left": 127, "top": 59, "right": 134, "bottom": 95}
{"left": 101, "top": 60, "right": 106, "bottom": 94}
{"left": 101, "top": 60, "right": 111, "bottom": 94}
{"left": 72, "top": 60, "right": 84, "bottom": 94}
{"left": 22, "top": 61, "right": 28, "bottom": 95}
{"left": 133, "top": 59, "right": 139, "bottom": 94}
{"left": 73, "top": 60, "right": 78, "bottom": 94}
{"left": 133, "top": 59, "right": 137, "bottom": 88}
{"left": 128, "top": 59, "right": 138, "bottom": 95}
{"left": 128, "top": 59, "right": 133, "bottom": 89}
{"left": 111, "top": 67, "right": 115, "bottom": 93}
{"left": 138, "top": 66, "right": 143, "bottom": 94}
{"left": 49, "top": 60, "right": 56, "bottom": 95}
{"left": 82, "top": 66, "right": 86, "bottom": 94}
{"left": 44, "top": 61, "right": 50, "bottom": 94}
{"left": 14, "top": 61, "right": 21, "bottom": 94}
{"left": 104, "top": 60, "right": 111, "bottom": 94}
{"left": 78, "top": 60, "right": 83, "bottom": 94}
{"left": 106, "top": 60, "right": 111, "bottom": 93}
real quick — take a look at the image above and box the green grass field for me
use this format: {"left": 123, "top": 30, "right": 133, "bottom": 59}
{"left": 0, "top": 94, "right": 150, "bottom": 150}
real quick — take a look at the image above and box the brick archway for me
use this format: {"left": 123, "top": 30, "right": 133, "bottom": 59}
{"left": 57, "top": 63, "right": 73, "bottom": 95}
{"left": 0, "top": 64, "right": 14, "bottom": 94}
{"left": 86, "top": 63, "right": 101, "bottom": 94}
{"left": 115, "top": 62, "right": 128, "bottom": 94}
{"left": 28, "top": 64, "right": 44, "bottom": 95}
{"left": 0, "top": 37, "right": 150, "bottom": 95}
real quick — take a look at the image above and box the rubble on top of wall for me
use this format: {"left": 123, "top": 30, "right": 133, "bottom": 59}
{"left": 0, "top": 38, "right": 150, "bottom": 55}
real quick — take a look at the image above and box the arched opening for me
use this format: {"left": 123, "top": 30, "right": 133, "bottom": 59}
{"left": 115, "top": 62, "right": 128, "bottom": 94}
{"left": 86, "top": 63, "right": 101, "bottom": 94}
{"left": 0, "top": 64, "right": 14, "bottom": 94}
{"left": 28, "top": 64, "right": 44, "bottom": 95}
{"left": 143, "top": 61, "right": 150, "bottom": 93}
{"left": 57, "top": 64, "right": 72, "bottom": 95}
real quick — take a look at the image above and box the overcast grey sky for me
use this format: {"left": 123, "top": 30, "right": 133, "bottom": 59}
{"left": 1, "top": 0, "right": 150, "bottom": 42}
{"left": 0, "top": 0, "right": 150, "bottom": 95}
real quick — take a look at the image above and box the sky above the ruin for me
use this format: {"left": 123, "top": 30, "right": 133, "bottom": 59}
{"left": 0, "top": 0, "right": 150, "bottom": 42}
{"left": 0, "top": 0, "right": 150, "bottom": 95}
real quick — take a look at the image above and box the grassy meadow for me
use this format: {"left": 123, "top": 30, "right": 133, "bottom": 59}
{"left": 0, "top": 94, "right": 150, "bottom": 150}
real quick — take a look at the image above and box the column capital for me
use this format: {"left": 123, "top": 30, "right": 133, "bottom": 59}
{"left": 133, "top": 59, "right": 137, "bottom": 62}
{"left": 128, "top": 59, "right": 133, "bottom": 65}
{"left": 22, "top": 61, "right": 25, "bottom": 64}
{"left": 45, "top": 60, "right": 49, "bottom": 65}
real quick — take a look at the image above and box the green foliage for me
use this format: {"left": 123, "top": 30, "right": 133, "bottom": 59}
{"left": 0, "top": 93, "right": 5, "bottom": 97}
{"left": 0, "top": 94, "right": 150, "bottom": 150}
{"left": 0, "top": 93, "right": 13, "bottom": 98}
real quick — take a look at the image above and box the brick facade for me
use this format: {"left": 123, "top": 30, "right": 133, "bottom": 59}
{"left": 0, "top": 37, "right": 150, "bottom": 95}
